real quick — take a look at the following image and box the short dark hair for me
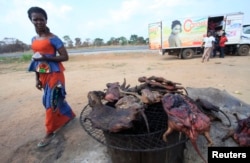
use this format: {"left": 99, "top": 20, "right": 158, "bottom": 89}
{"left": 27, "top": 7, "right": 47, "bottom": 20}
{"left": 171, "top": 20, "right": 182, "bottom": 29}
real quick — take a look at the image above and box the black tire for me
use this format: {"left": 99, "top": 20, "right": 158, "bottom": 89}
{"left": 237, "top": 45, "right": 250, "bottom": 56}
{"left": 181, "top": 49, "right": 194, "bottom": 59}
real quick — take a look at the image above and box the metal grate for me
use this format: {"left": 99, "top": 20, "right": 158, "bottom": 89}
{"left": 80, "top": 102, "right": 188, "bottom": 152}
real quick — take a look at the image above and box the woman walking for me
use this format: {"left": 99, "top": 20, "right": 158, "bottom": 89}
{"left": 27, "top": 6, "right": 75, "bottom": 147}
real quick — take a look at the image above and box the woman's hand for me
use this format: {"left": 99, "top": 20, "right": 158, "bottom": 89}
{"left": 33, "top": 55, "right": 47, "bottom": 61}
{"left": 36, "top": 80, "right": 42, "bottom": 90}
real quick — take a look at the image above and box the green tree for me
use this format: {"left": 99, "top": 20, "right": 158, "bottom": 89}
{"left": 129, "top": 34, "right": 138, "bottom": 45}
{"left": 93, "top": 38, "right": 104, "bottom": 46}
{"left": 82, "top": 38, "right": 91, "bottom": 47}
{"left": 75, "top": 37, "right": 82, "bottom": 47}
{"left": 118, "top": 36, "right": 128, "bottom": 45}
{"left": 63, "top": 35, "right": 73, "bottom": 48}
{"left": 107, "top": 37, "right": 116, "bottom": 45}
{"left": 137, "top": 36, "right": 146, "bottom": 44}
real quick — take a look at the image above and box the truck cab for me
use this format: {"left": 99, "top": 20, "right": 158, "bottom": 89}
{"left": 237, "top": 24, "right": 250, "bottom": 55}
{"left": 242, "top": 24, "right": 250, "bottom": 40}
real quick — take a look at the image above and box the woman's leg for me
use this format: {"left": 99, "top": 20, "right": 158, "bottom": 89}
{"left": 38, "top": 72, "right": 75, "bottom": 147}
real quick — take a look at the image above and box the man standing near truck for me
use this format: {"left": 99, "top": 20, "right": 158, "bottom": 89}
{"left": 201, "top": 31, "right": 215, "bottom": 62}
{"left": 219, "top": 32, "right": 228, "bottom": 58}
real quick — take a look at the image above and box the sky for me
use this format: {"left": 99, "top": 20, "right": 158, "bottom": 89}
{"left": 1, "top": 0, "right": 250, "bottom": 45}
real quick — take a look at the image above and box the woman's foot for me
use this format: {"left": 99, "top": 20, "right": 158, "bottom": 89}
{"left": 37, "top": 133, "right": 56, "bottom": 148}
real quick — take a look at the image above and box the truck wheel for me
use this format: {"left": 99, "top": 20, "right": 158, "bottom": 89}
{"left": 237, "top": 45, "right": 250, "bottom": 56}
{"left": 182, "top": 49, "right": 194, "bottom": 59}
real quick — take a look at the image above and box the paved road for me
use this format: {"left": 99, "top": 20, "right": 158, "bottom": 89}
{"left": 0, "top": 45, "right": 152, "bottom": 58}
{"left": 68, "top": 45, "right": 154, "bottom": 55}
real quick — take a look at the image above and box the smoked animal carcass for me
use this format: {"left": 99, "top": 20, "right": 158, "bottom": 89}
{"left": 161, "top": 93, "right": 213, "bottom": 163}
{"left": 85, "top": 91, "right": 146, "bottom": 133}
{"left": 222, "top": 113, "right": 250, "bottom": 147}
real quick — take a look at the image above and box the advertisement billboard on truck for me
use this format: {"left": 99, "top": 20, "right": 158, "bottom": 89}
{"left": 148, "top": 22, "right": 162, "bottom": 50}
{"left": 149, "top": 17, "right": 208, "bottom": 50}
{"left": 162, "top": 17, "right": 207, "bottom": 49}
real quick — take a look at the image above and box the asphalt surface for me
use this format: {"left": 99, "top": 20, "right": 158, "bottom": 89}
{"left": 0, "top": 45, "right": 152, "bottom": 58}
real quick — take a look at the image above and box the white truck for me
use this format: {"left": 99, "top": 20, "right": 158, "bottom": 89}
{"left": 148, "top": 12, "right": 250, "bottom": 59}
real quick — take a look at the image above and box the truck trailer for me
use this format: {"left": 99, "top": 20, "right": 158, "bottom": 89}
{"left": 148, "top": 12, "right": 250, "bottom": 59}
